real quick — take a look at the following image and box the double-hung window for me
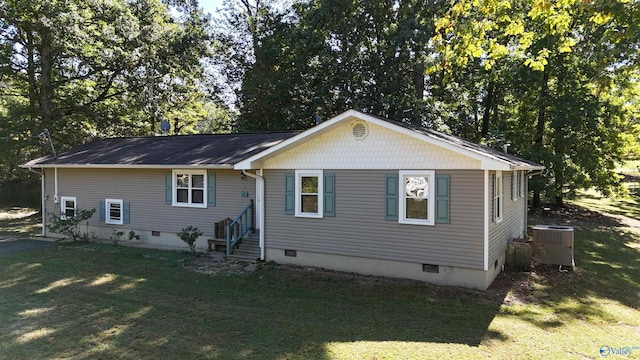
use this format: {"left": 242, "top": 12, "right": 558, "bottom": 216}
{"left": 518, "top": 171, "right": 525, "bottom": 198}
{"left": 295, "top": 170, "right": 323, "bottom": 218}
{"left": 399, "top": 170, "right": 435, "bottom": 225}
{"left": 105, "top": 199, "right": 123, "bottom": 225}
{"left": 512, "top": 171, "right": 518, "bottom": 201}
{"left": 60, "top": 196, "right": 76, "bottom": 220}
{"left": 173, "top": 170, "right": 207, "bottom": 208}
{"left": 494, "top": 171, "right": 503, "bottom": 222}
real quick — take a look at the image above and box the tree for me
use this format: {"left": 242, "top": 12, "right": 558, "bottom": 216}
{"left": 0, "top": 0, "right": 209, "bottom": 182}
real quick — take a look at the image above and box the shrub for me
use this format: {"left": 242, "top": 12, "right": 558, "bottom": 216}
{"left": 110, "top": 229, "right": 125, "bottom": 246}
{"left": 177, "top": 226, "right": 203, "bottom": 255}
{"left": 128, "top": 231, "right": 141, "bottom": 241}
{"left": 47, "top": 208, "right": 96, "bottom": 242}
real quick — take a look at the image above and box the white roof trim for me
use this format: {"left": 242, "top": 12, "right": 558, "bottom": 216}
{"left": 234, "top": 110, "right": 540, "bottom": 171}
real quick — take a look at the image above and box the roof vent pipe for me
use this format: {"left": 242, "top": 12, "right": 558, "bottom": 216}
{"left": 503, "top": 143, "right": 511, "bottom": 154}
{"left": 315, "top": 114, "right": 323, "bottom": 125}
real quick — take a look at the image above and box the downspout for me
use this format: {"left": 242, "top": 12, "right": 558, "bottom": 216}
{"left": 524, "top": 169, "right": 544, "bottom": 237}
{"left": 483, "top": 170, "right": 489, "bottom": 271}
{"left": 241, "top": 169, "right": 265, "bottom": 261}
{"left": 27, "top": 167, "right": 46, "bottom": 237}
{"left": 54, "top": 167, "right": 58, "bottom": 204}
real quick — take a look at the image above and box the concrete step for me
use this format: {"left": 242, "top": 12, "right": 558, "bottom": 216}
{"left": 227, "top": 251, "right": 260, "bottom": 263}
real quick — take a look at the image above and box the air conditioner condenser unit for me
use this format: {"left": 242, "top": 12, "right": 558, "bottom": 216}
{"left": 532, "top": 225, "right": 575, "bottom": 268}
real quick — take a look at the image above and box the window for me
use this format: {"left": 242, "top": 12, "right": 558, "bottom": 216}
{"left": 494, "top": 171, "right": 503, "bottom": 223}
{"left": 60, "top": 196, "right": 76, "bottom": 220}
{"left": 295, "top": 170, "right": 323, "bottom": 218}
{"left": 518, "top": 171, "right": 525, "bottom": 198}
{"left": 399, "top": 170, "right": 435, "bottom": 225}
{"left": 105, "top": 199, "right": 123, "bottom": 225}
{"left": 512, "top": 171, "right": 518, "bottom": 201}
{"left": 173, "top": 170, "right": 207, "bottom": 208}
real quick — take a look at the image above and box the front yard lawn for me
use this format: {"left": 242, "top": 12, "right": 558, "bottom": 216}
{"left": 1, "top": 197, "right": 639, "bottom": 359}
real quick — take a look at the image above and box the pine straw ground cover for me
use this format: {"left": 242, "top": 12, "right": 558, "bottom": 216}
{"left": 0, "top": 197, "right": 639, "bottom": 359}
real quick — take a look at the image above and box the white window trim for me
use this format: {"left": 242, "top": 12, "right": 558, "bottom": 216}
{"left": 172, "top": 169, "right": 207, "bottom": 208}
{"left": 294, "top": 170, "right": 323, "bottom": 218}
{"left": 519, "top": 171, "right": 525, "bottom": 198}
{"left": 60, "top": 196, "right": 76, "bottom": 220}
{"left": 399, "top": 170, "right": 435, "bottom": 226}
{"left": 105, "top": 198, "right": 124, "bottom": 225}
{"left": 512, "top": 171, "right": 518, "bottom": 201}
{"left": 494, "top": 171, "right": 503, "bottom": 223}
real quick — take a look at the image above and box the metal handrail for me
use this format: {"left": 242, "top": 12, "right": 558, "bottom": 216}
{"left": 226, "top": 200, "right": 254, "bottom": 256}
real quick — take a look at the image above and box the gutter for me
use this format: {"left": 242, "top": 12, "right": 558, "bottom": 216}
{"left": 241, "top": 169, "right": 265, "bottom": 261}
{"left": 26, "top": 167, "right": 46, "bottom": 237}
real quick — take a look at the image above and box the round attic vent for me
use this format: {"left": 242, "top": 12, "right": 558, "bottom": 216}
{"left": 352, "top": 121, "right": 368, "bottom": 140}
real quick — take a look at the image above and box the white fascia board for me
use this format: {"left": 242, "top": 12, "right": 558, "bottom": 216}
{"left": 512, "top": 164, "right": 545, "bottom": 171}
{"left": 21, "top": 164, "right": 234, "bottom": 170}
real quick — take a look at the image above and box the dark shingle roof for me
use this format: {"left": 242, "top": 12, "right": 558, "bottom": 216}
{"left": 24, "top": 132, "right": 300, "bottom": 167}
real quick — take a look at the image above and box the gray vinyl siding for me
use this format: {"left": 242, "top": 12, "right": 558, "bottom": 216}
{"left": 264, "top": 169, "right": 485, "bottom": 269}
{"left": 488, "top": 171, "right": 525, "bottom": 265}
{"left": 43, "top": 168, "right": 255, "bottom": 237}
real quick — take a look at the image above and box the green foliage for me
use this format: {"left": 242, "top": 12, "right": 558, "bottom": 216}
{"left": 0, "top": 0, "right": 210, "bottom": 182}
{"left": 128, "top": 231, "right": 141, "bottom": 241}
{"left": 177, "top": 225, "right": 202, "bottom": 255}
{"left": 110, "top": 230, "right": 125, "bottom": 247}
{"left": 47, "top": 208, "right": 96, "bottom": 242}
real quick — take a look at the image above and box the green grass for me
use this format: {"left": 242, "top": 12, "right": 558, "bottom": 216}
{"left": 0, "top": 207, "right": 41, "bottom": 238}
{"left": 1, "top": 204, "right": 639, "bottom": 359}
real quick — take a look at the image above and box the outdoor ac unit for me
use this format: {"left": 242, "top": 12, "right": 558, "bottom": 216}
{"left": 532, "top": 225, "right": 575, "bottom": 268}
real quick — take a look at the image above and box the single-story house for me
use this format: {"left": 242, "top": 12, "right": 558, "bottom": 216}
{"left": 23, "top": 110, "right": 543, "bottom": 289}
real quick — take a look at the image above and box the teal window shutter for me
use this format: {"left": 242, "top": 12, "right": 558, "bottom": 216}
{"left": 284, "top": 173, "right": 294, "bottom": 215}
{"left": 207, "top": 173, "right": 216, "bottom": 206}
{"left": 435, "top": 174, "right": 450, "bottom": 224}
{"left": 99, "top": 201, "right": 105, "bottom": 222}
{"left": 123, "top": 202, "right": 130, "bottom": 224}
{"left": 165, "top": 172, "right": 172, "bottom": 205}
{"left": 385, "top": 174, "right": 398, "bottom": 221}
{"left": 324, "top": 173, "right": 335, "bottom": 217}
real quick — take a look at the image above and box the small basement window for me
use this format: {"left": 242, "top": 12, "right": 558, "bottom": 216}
{"left": 422, "top": 264, "right": 439, "bottom": 273}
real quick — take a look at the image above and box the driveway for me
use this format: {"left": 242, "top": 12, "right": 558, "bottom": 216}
{"left": 0, "top": 237, "right": 55, "bottom": 256}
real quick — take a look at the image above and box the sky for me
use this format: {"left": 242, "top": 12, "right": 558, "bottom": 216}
{"left": 199, "top": 0, "right": 224, "bottom": 15}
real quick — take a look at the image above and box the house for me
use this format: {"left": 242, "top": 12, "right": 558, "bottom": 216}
{"left": 23, "top": 110, "right": 543, "bottom": 290}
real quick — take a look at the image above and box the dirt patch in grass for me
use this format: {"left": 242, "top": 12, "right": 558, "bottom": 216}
{"left": 530, "top": 205, "right": 622, "bottom": 228}
{"left": 179, "top": 252, "right": 264, "bottom": 276}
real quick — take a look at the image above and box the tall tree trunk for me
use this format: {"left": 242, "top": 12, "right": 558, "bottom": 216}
{"left": 39, "top": 29, "right": 53, "bottom": 131}
{"left": 481, "top": 78, "right": 495, "bottom": 137}
{"left": 414, "top": 59, "right": 425, "bottom": 100}
{"left": 26, "top": 30, "right": 38, "bottom": 122}
{"left": 532, "top": 67, "right": 550, "bottom": 209}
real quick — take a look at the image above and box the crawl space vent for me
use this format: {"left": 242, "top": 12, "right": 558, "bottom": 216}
{"left": 351, "top": 121, "right": 368, "bottom": 140}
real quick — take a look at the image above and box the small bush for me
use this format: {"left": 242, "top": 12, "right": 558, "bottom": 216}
{"left": 177, "top": 226, "right": 203, "bottom": 255}
{"left": 47, "top": 208, "right": 96, "bottom": 242}
{"left": 110, "top": 229, "right": 125, "bottom": 246}
{"left": 128, "top": 231, "right": 141, "bottom": 241}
